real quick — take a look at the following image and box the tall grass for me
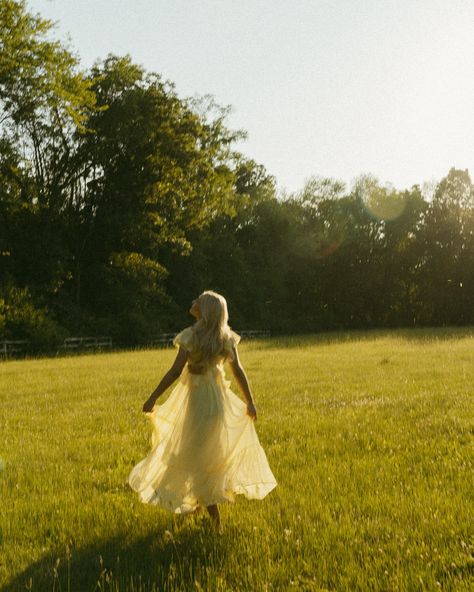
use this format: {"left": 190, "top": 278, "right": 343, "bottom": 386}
{"left": 1, "top": 328, "right": 473, "bottom": 591}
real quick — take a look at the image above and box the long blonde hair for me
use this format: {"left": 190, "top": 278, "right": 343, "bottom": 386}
{"left": 191, "top": 290, "right": 232, "bottom": 369}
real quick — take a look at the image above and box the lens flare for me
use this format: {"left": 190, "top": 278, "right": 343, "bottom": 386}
{"left": 317, "top": 239, "right": 344, "bottom": 258}
{"left": 364, "top": 187, "right": 406, "bottom": 221}
{"left": 313, "top": 219, "right": 347, "bottom": 259}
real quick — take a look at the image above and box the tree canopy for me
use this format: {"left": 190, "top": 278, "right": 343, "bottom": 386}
{"left": 1, "top": 1, "right": 473, "bottom": 349}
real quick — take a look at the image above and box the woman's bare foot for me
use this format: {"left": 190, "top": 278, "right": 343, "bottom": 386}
{"left": 206, "top": 504, "right": 223, "bottom": 533}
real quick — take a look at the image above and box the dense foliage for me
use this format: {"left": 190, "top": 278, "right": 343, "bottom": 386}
{"left": 1, "top": 1, "right": 474, "bottom": 348}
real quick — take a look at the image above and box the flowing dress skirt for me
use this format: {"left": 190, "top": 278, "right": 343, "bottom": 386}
{"left": 128, "top": 365, "right": 277, "bottom": 513}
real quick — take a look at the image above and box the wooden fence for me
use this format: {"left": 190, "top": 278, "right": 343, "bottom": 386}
{"left": 149, "top": 333, "right": 176, "bottom": 348}
{"left": 238, "top": 330, "right": 271, "bottom": 339}
{"left": 63, "top": 336, "right": 113, "bottom": 351}
{"left": 0, "top": 340, "right": 29, "bottom": 358}
{"left": 1, "top": 330, "right": 270, "bottom": 358}
{"left": 150, "top": 329, "right": 271, "bottom": 348}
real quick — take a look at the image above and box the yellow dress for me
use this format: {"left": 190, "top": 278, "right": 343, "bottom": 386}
{"left": 128, "top": 327, "right": 277, "bottom": 513}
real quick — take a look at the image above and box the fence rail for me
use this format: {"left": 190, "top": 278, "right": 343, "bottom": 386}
{"left": 150, "top": 329, "right": 271, "bottom": 348}
{"left": 238, "top": 330, "right": 271, "bottom": 339}
{"left": 1, "top": 330, "right": 271, "bottom": 358}
{"left": 149, "top": 333, "right": 176, "bottom": 348}
{"left": 0, "top": 340, "right": 29, "bottom": 358}
{"left": 63, "top": 336, "right": 113, "bottom": 351}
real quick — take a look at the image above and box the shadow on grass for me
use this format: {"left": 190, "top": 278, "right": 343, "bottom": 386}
{"left": 3, "top": 515, "right": 231, "bottom": 592}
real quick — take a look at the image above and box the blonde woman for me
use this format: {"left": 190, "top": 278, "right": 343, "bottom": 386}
{"left": 128, "top": 290, "right": 277, "bottom": 531}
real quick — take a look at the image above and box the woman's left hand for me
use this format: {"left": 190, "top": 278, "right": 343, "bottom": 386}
{"left": 246, "top": 402, "right": 257, "bottom": 421}
{"left": 142, "top": 396, "right": 157, "bottom": 413}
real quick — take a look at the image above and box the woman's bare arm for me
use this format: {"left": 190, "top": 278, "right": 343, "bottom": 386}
{"left": 142, "top": 347, "right": 188, "bottom": 412}
{"left": 229, "top": 345, "right": 257, "bottom": 419}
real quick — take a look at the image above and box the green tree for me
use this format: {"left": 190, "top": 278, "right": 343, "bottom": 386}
{"left": 163, "top": 158, "right": 279, "bottom": 329}
{"left": 51, "top": 56, "right": 246, "bottom": 339}
{"left": 0, "top": 0, "right": 97, "bottom": 338}
{"left": 418, "top": 168, "right": 474, "bottom": 324}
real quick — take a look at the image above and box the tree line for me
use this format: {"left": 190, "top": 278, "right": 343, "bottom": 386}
{"left": 1, "top": 1, "right": 474, "bottom": 350}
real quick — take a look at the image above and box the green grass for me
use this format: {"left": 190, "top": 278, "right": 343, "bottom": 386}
{"left": 1, "top": 328, "right": 473, "bottom": 591}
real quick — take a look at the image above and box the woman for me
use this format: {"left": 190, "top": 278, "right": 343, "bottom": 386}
{"left": 128, "top": 290, "right": 277, "bottom": 531}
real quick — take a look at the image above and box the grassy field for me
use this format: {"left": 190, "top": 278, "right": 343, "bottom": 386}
{"left": 1, "top": 328, "right": 473, "bottom": 591}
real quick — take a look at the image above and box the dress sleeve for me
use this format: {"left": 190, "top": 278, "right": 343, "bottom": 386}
{"left": 224, "top": 329, "right": 241, "bottom": 361}
{"left": 172, "top": 327, "right": 194, "bottom": 352}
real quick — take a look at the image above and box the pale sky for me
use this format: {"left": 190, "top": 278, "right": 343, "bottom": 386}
{"left": 29, "top": 0, "right": 474, "bottom": 195}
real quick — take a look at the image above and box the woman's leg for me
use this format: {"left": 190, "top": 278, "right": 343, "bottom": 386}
{"left": 206, "top": 504, "right": 221, "bottom": 530}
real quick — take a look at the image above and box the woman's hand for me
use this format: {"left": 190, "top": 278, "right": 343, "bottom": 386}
{"left": 142, "top": 396, "right": 157, "bottom": 413}
{"left": 246, "top": 402, "right": 257, "bottom": 421}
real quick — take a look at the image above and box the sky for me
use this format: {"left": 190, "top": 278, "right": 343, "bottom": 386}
{"left": 28, "top": 0, "right": 474, "bottom": 196}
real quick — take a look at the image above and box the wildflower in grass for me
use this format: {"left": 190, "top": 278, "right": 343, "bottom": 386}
{"left": 163, "top": 530, "right": 174, "bottom": 542}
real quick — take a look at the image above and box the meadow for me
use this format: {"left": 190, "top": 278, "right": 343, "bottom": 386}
{"left": 0, "top": 328, "right": 473, "bottom": 591}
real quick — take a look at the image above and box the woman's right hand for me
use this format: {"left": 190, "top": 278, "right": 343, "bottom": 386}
{"left": 143, "top": 396, "right": 157, "bottom": 413}
{"left": 246, "top": 402, "right": 257, "bottom": 421}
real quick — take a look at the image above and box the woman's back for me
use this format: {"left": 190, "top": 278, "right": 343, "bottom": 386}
{"left": 173, "top": 325, "right": 241, "bottom": 375}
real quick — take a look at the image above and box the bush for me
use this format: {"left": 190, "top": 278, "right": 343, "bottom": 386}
{"left": 0, "top": 285, "right": 66, "bottom": 350}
